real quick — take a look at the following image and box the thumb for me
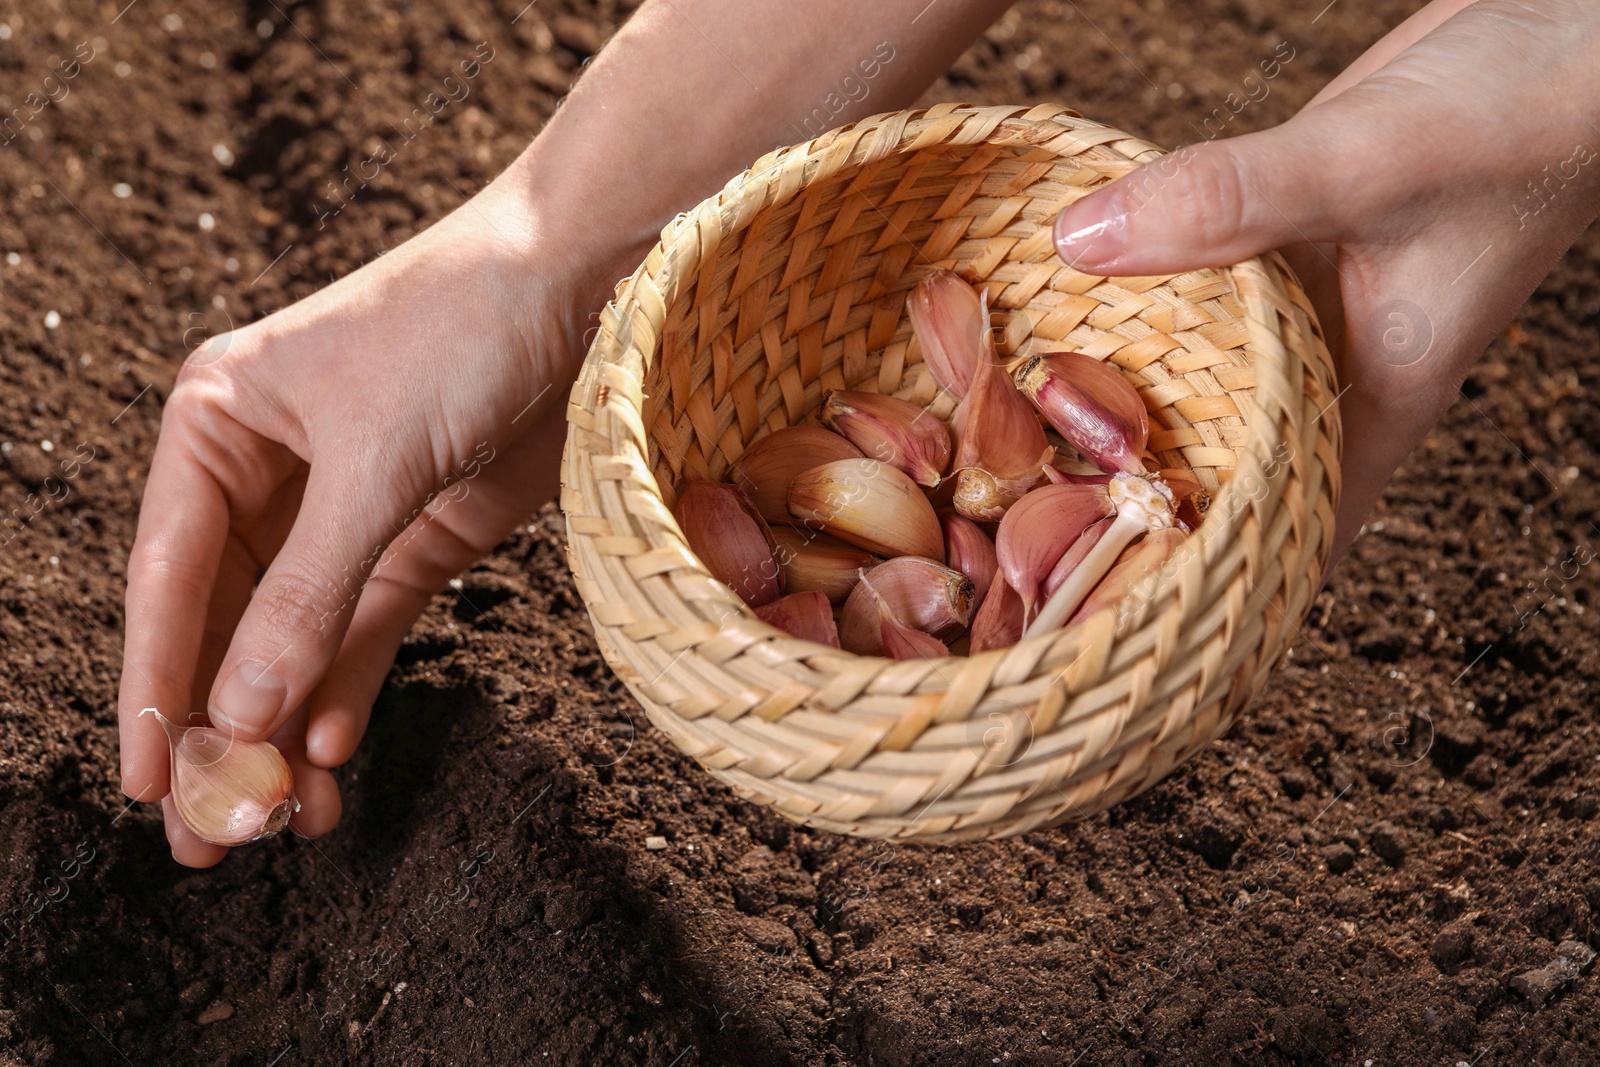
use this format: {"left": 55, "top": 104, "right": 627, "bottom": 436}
{"left": 1053, "top": 122, "right": 1354, "bottom": 276}
{"left": 207, "top": 466, "right": 403, "bottom": 742}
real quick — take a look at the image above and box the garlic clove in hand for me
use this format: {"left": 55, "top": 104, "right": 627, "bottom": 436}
{"left": 146, "top": 708, "right": 296, "bottom": 846}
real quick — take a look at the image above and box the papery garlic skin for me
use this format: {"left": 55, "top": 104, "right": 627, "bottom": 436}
{"left": 788, "top": 459, "right": 944, "bottom": 560}
{"left": 674, "top": 481, "right": 781, "bottom": 607}
{"left": 147, "top": 710, "right": 296, "bottom": 847}
{"left": 819, "top": 389, "right": 951, "bottom": 489}
{"left": 1015, "top": 352, "right": 1149, "bottom": 477}
{"left": 728, "top": 425, "right": 864, "bottom": 525}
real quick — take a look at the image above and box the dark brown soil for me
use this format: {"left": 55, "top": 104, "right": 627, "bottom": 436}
{"left": 3, "top": 1, "right": 1599, "bottom": 1064}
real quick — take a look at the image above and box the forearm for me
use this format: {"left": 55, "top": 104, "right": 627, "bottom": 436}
{"left": 508, "top": 0, "right": 1012, "bottom": 312}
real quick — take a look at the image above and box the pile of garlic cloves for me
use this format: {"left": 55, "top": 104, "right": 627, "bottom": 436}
{"left": 672, "top": 270, "right": 1209, "bottom": 659}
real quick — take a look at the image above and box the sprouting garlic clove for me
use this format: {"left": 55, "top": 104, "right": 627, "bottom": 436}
{"left": 942, "top": 513, "right": 997, "bottom": 609}
{"left": 728, "top": 425, "right": 864, "bottom": 525}
{"left": 1042, "top": 514, "right": 1114, "bottom": 600}
{"left": 948, "top": 293, "right": 1053, "bottom": 520}
{"left": 879, "top": 610, "right": 950, "bottom": 660}
{"left": 818, "top": 389, "right": 951, "bottom": 489}
{"left": 1014, "top": 351, "right": 1149, "bottom": 477}
{"left": 146, "top": 709, "right": 296, "bottom": 847}
{"left": 788, "top": 459, "right": 944, "bottom": 560}
{"left": 838, "top": 556, "right": 974, "bottom": 655}
{"left": 968, "top": 571, "right": 1025, "bottom": 654}
{"left": 673, "top": 481, "right": 781, "bottom": 607}
{"left": 769, "top": 527, "right": 879, "bottom": 605}
{"left": 754, "top": 591, "right": 841, "bottom": 648}
{"left": 995, "top": 482, "right": 1114, "bottom": 621}
{"left": 1068, "top": 527, "right": 1187, "bottom": 630}
{"left": 1021, "top": 474, "right": 1177, "bottom": 637}
{"left": 907, "top": 269, "right": 985, "bottom": 399}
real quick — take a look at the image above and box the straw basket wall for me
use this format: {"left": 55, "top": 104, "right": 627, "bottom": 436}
{"left": 560, "top": 103, "right": 1341, "bottom": 842}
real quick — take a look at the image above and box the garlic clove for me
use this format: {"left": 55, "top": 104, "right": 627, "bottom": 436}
{"left": 769, "top": 527, "right": 879, "bottom": 605}
{"left": 1041, "top": 464, "right": 1112, "bottom": 487}
{"left": 948, "top": 293, "right": 1053, "bottom": 520}
{"left": 819, "top": 389, "right": 951, "bottom": 489}
{"left": 942, "top": 513, "right": 997, "bottom": 609}
{"left": 146, "top": 709, "right": 296, "bottom": 847}
{"left": 1042, "top": 514, "right": 1114, "bottom": 600}
{"left": 968, "top": 571, "right": 1025, "bottom": 654}
{"left": 788, "top": 459, "right": 944, "bottom": 560}
{"left": 995, "top": 482, "right": 1114, "bottom": 621}
{"left": 673, "top": 481, "right": 781, "bottom": 607}
{"left": 1069, "top": 527, "right": 1187, "bottom": 629}
{"left": 728, "top": 425, "right": 864, "bottom": 525}
{"left": 838, "top": 556, "right": 973, "bottom": 655}
{"left": 754, "top": 591, "right": 841, "bottom": 647}
{"left": 907, "top": 269, "right": 985, "bottom": 399}
{"left": 1015, "top": 351, "right": 1149, "bottom": 477}
{"left": 879, "top": 610, "right": 950, "bottom": 660}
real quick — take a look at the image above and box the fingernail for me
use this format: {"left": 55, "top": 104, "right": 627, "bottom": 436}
{"left": 1054, "top": 187, "right": 1128, "bottom": 271}
{"left": 210, "top": 660, "right": 288, "bottom": 737}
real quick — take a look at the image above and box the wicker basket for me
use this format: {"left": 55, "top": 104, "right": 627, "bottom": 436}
{"left": 560, "top": 103, "right": 1340, "bottom": 842}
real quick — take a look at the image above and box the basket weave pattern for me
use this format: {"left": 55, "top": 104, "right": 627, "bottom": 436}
{"left": 561, "top": 103, "right": 1341, "bottom": 842}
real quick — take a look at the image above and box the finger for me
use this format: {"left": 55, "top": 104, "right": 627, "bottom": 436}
{"left": 1052, "top": 120, "right": 1364, "bottom": 278}
{"left": 207, "top": 465, "right": 404, "bottom": 744}
{"left": 187, "top": 535, "right": 261, "bottom": 724}
{"left": 163, "top": 794, "right": 229, "bottom": 868}
{"left": 305, "top": 573, "right": 437, "bottom": 768}
{"left": 269, "top": 706, "right": 344, "bottom": 838}
{"left": 188, "top": 471, "right": 308, "bottom": 718}
{"left": 118, "top": 427, "right": 231, "bottom": 802}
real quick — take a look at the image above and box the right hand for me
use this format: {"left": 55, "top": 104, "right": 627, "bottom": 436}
{"left": 118, "top": 173, "right": 610, "bottom": 866}
{"left": 1051, "top": 0, "right": 1600, "bottom": 564}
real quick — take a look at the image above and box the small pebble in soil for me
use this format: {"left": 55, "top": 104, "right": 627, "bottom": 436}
{"left": 5, "top": 252, "right": 18, "bottom": 265}
{"left": 198, "top": 213, "right": 214, "bottom": 232}
{"left": 43, "top": 312, "right": 59, "bottom": 330}
{"left": 645, "top": 835, "right": 668, "bottom": 850}
{"left": 112, "top": 182, "right": 131, "bottom": 198}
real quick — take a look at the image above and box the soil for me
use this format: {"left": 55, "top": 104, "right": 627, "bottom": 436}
{"left": 2, "top": 1, "right": 1599, "bottom": 1065}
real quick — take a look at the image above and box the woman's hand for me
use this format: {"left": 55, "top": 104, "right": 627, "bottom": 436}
{"left": 117, "top": 175, "right": 598, "bottom": 866}
{"left": 1052, "top": 0, "right": 1600, "bottom": 562}
{"left": 116, "top": 0, "right": 1016, "bottom": 865}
